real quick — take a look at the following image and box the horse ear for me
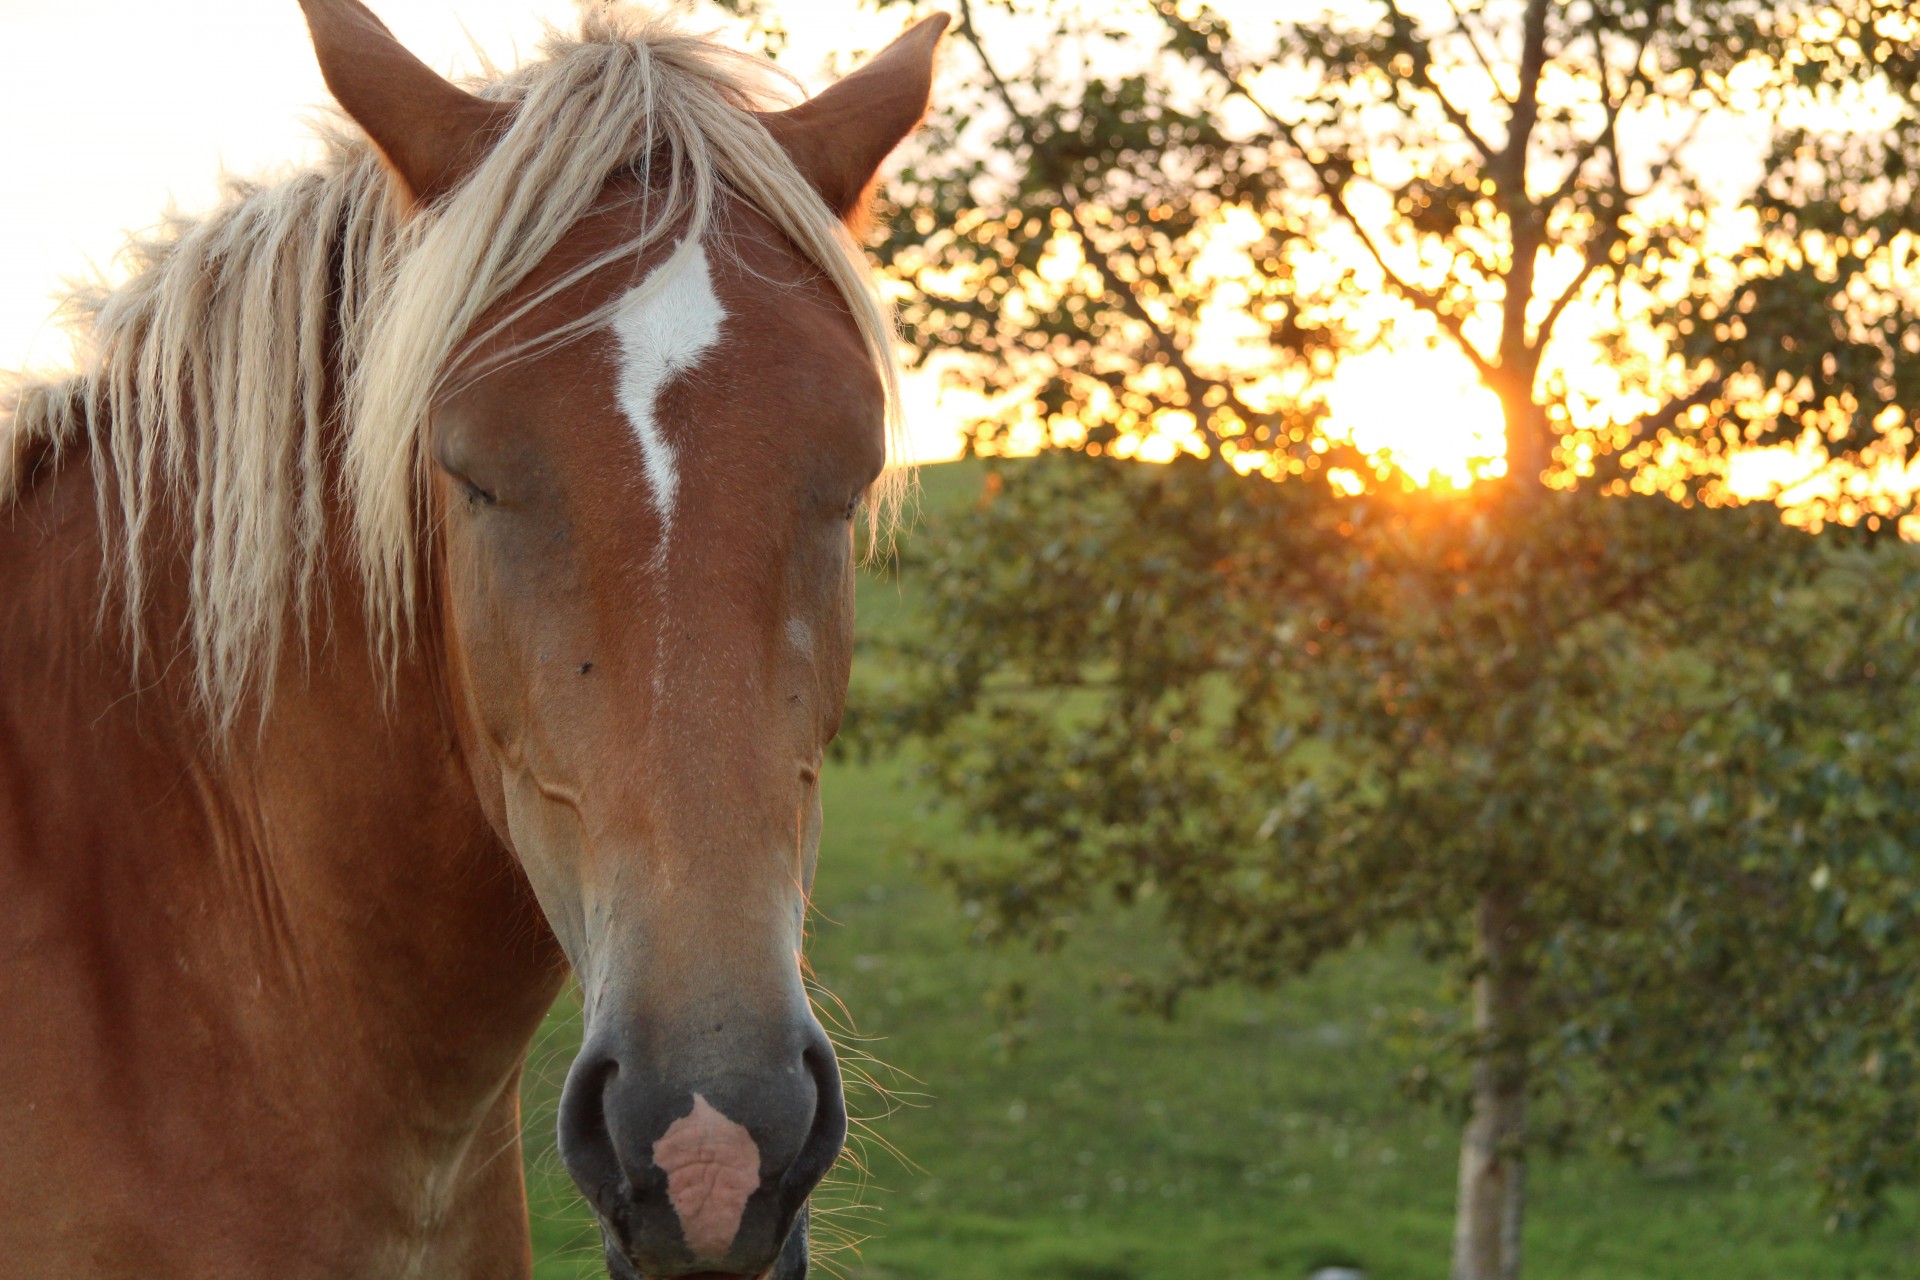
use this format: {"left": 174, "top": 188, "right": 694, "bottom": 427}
{"left": 298, "top": 0, "right": 512, "bottom": 207}
{"left": 759, "top": 14, "right": 950, "bottom": 224}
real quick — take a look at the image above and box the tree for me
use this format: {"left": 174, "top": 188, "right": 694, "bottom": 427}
{"left": 867, "top": 2, "right": 1920, "bottom": 1276}
{"left": 888, "top": 0, "right": 1920, "bottom": 519}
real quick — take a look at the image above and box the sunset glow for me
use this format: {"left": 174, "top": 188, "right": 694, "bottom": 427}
{"left": 1323, "top": 346, "right": 1508, "bottom": 488}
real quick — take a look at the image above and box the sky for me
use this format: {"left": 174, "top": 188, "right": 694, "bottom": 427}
{"left": 1, "top": 1, "right": 549, "bottom": 369}
{"left": 0, "top": 0, "right": 981, "bottom": 459}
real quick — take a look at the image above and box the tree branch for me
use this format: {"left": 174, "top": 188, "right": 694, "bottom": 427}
{"left": 1154, "top": 4, "right": 1498, "bottom": 384}
{"left": 1533, "top": 250, "right": 1606, "bottom": 352}
{"left": 1383, "top": 0, "right": 1498, "bottom": 165}
{"left": 1444, "top": 0, "right": 1512, "bottom": 107}
{"left": 1640, "top": 108, "right": 1710, "bottom": 197}
{"left": 1495, "top": 0, "right": 1553, "bottom": 388}
{"left": 1502, "top": 0, "right": 1553, "bottom": 197}
{"left": 1542, "top": 7, "right": 1662, "bottom": 217}
{"left": 1629, "top": 373, "right": 1731, "bottom": 448}
{"left": 953, "top": 0, "right": 1026, "bottom": 131}
{"left": 952, "top": 0, "right": 1254, "bottom": 455}
{"left": 1340, "top": 200, "right": 1500, "bottom": 385}
{"left": 1531, "top": 9, "right": 1681, "bottom": 355}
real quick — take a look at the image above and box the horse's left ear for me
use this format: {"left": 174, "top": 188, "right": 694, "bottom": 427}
{"left": 759, "top": 14, "right": 950, "bottom": 224}
{"left": 298, "top": 0, "right": 513, "bottom": 207}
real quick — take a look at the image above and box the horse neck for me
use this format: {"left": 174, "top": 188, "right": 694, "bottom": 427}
{"left": 0, "top": 430, "right": 564, "bottom": 1131}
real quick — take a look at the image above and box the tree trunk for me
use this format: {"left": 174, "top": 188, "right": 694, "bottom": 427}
{"left": 1496, "top": 380, "right": 1553, "bottom": 492}
{"left": 1450, "top": 884, "right": 1532, "bottom": 1280}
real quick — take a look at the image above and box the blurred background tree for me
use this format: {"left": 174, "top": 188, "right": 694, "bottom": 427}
{"left": 861, "top": 2, "right": 1920, "bottom": 1277}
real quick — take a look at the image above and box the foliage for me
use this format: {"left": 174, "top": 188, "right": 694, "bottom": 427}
{"left": 869, "top": 448, "right": 1920, "bottom": 1224}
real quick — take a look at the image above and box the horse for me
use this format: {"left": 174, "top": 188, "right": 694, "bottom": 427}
{"left": 0, "top": 3, "right": 945, "bottom": 1277}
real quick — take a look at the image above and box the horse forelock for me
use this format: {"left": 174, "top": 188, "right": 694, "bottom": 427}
{"left": 0, "top": 5, "right": 909, "bottom": 735}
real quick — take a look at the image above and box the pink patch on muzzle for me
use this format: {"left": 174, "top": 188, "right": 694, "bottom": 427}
{"left": 651, "top": 1094, "right": 763, "bottom": 1261}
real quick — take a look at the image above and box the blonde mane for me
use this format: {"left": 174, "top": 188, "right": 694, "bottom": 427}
{"left": 0, "top": 7, "right": 906, "bottom": 731}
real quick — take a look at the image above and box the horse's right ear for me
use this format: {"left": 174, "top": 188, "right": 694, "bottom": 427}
{"left": 298, "top": 0, "right": 512, "bottom": 207}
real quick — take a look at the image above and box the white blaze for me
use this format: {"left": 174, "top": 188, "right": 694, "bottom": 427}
{"left": 609, "top": 239, "right": 726, "bottom": 531}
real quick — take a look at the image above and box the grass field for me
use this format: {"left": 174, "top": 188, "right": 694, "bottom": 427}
{"left": 520, "top": 461, "right": 1920, "bottom": 1280}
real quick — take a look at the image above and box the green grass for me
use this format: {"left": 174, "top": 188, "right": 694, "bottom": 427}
{"left": 521, "top": 460, "right": 1920, "bottom": 1280}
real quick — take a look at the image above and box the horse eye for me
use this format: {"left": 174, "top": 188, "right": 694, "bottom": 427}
{"left": 841, "top": 493, "right": 863, "bottom": 522}
{"left": 459, "top": 477, "right": 498, "bottom": 507}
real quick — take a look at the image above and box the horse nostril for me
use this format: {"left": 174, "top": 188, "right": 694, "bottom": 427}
{"left": 557, "top": 1047, "right": 627, "bottom": 1219}
{"left": 778, "top": 1031, "right": 847, "bottom": 1203}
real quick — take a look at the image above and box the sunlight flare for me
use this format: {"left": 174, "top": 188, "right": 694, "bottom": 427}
{"left": 1323, "top": 346, "right": 1508, "bottom": 487}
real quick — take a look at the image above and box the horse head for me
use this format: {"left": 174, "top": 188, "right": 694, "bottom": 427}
{"left": 300, "top": 4, "right": 944, "bottom": 1275}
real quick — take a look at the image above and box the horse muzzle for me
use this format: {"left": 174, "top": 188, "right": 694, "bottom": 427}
{"left": 558, "top": 1012, "right": 846, "bottom": 1279}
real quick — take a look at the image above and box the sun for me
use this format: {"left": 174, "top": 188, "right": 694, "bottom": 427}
{"left": 1323, "top": 346, "right": 1508, "bottom": 488}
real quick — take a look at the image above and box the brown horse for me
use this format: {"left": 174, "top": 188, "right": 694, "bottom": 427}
{"left": 0, "top": 4, "right": 944, "bottom": 1277}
